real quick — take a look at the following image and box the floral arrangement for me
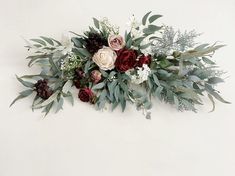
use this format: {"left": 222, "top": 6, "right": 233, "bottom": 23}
{"left": 10, "top": 12, "right": 230, "bottom": 119}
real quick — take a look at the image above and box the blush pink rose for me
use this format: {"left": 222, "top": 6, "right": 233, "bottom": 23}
{"left": 108, "top": 35, "right": 125, "bottom": 51}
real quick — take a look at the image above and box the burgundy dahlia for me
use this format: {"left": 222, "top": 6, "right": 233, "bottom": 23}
{"left": 114, "top": 49, "right": 137, "bottom": 72}
{"left": 34, "top": 79, "right": 53, "bottom": 100}
{"left": 84, "top": 32, "right": 108, "bottom": 54}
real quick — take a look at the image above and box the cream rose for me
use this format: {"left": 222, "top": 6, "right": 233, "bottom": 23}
{"left": 108, "top": 35, "right": 125, "bottom": 51}
{"left": 92, "top": 47, "right": 117, "bottom": 70}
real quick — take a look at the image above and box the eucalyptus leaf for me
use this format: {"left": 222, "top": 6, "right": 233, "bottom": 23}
{"left": 40, "top": 36, "right": 54, "bottom": 45}
{"left": 62, "top": 80, "right": 73, "bottom": 94}
{"left": 92, "top": 82, "right": 105, "bottom": 90}
{"left": 16, "top": 75, "right": 34, "bottom": 88}
{"left": 30, "top": 38, "right": 47, "bottom": 46}
{"left": 34, "top": 90, "right": 59, "bottom": 108}
{"left": 148, "top": 15, "right": 162, "bottom": 23}
{"left": 142, "top": 11, "right": 152, "bottom": 25}
{"left": 93, "top": 18, "right": 100, "bottom": 29}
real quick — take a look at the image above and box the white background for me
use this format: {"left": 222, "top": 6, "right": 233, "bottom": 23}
{"left": 0, "top": 0, "right": 235, "bottom": 175}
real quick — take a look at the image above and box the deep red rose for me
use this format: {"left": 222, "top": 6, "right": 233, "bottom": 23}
{"left": 78, "top": 88, "right": 94, "bottom": 102}
{"left": 115, "top": 49, "right": 137, "bottom": 72}
{"left": 136, "top": 55, "right": 152, "bottom": 67}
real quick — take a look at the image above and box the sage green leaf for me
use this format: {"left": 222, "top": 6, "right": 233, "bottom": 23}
{"left": 71, "top": 37, "right": 83, "bottom": 48}
{"left": 148, "top": 15, "right": 162, "bottom": 23}
{"left": 142, "top": 11, "right": 152, "bottom": 25}
{"left": 202, "top": 57, "right": 216, "bottom": 65}
{"left": 16, "top": 75, "right": 34, "bottom": 88}
{"left": 40, "top": 36, "right": 54, "bottom": 45}
{"left": 209, "top": 91, "right": 230, "bottom": 104}
{"left": 35, "top": 90, "right": 59, "bottom": 108}
{"left": 152, "top": 74, "right": 160, "bottom": 86}
{"left": 100, "top": 70, "right": 109, "bottom": 78}
{"left": 111, "top": 101, "right": 119, "bottom": 111}
{"left": 208, "top": 94, "right": 215, "bottom": 112}
{"left": 62, "top": 80, "right": 73, "bottom": 94}
{"left": 114, "top": 85, "right": 120, "bottom": 101}
{"left": 143, "top": 25, "right": 161, "bottom": 35}
{"left": 126, "top": 38, "right": 133, "bottom": 48}
{"left": 64, "top": 91, "right": 74, "bottom": 106}
{"left": 189, "top": 75, "right": 201, "bottom": 82}
{"left": 159, "top": 59, "right": 172, "bottom": 68}
{"left": 93, "top": 18, "right": 100, "bottom": 29}
{"left": 20, "top": 89, "right": 34, "bottom": 96}
{"left": 10, "top": 89, "right": 33, "bottom": 107}
{"left": 42, "top": 102, "right": 54, "bottom": 117}
{"left": 92, "top": 82, "right": 105, "bottom": 90}
{"left": 140, "top": 43, "right": 151, "bottom": 49}
{"left": 119, "top": 95, "right": 126, "bottom": 112}
{"left": 77, "top": 48, "right": 91, "bottom": 57}
{"left": 133, "top": 37, "right": 145, "bottom": 46}
{"left": 174, "top": 96, "right": 179, "bottom": 110}
{"left": 55, "top": 98, "right": 64, "bottom": 113}
{"left": 208, "top": 77, "right": 224, "bottom": 84}
{"left": 84, "top": 60, "right": 91, "bottom": 73}
{"left": 155, "top": 86, "right": 163, "bottom": 99}
{"left": 30, "top": 38, "right": 47, "bottom": 46}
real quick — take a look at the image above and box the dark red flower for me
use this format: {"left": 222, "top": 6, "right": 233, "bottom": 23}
{"left": 114, "top": 49, "right": 137, "bottom": 72}
{"left": 78, "top": 88, "right": 94, "bottom": 103}
{"left": 136, "top": 55, "right": 152, "bottom": 67}
{"left": 34, "top": 79, "right": 53, "bottom": 100}
{"left": 75, "top": 68, "right": 85, "bottom": 79}
{"left": 74, "top": 79, "right": 81, "bottom": 89}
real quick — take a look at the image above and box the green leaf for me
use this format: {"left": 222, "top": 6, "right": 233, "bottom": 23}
{"left": 205, "top": 84, "right": 230, "bottom": 104}
{"left": 208, "top": 77, "right": 224, "bottom": 84}
{"left": 71, "top": 37, "right": 83, "bottom": 48}
{"left": 84, "top": 60, "right": 91, "bottom": 73}
{"left": 140, "top": 43, "right": 151, "bottom": 49}
{"left": 174, "top": 96, "right": 179, "bottom": 110}
{"left": 142, "top": 11, "right": 152, "bottom": 25}
{"left": 64, "top": 91, "right": 74, "bottom": 106}
{"left": 42, "top": 102, "right": 54, "bottom": 117}
{"left": 55, "top": 98, "right": 64, "bottom": 113}
{"left": 40, "top": 36, "right": 54, "bottom": 45}
{"left": 93, "top": 18, "right": 100, "bottom": 29}
{"left": 92, "top": 82, "right": 105, "bottom": 90}
{"left": 143, "top": 25, "right": 161, "bottom": 35}
{"left": 126, "top": 37, "right": 133, "bottom": 48}
{"left": 62, "top": 80, "right": 73, "bottom": 94}
{"left": 114, "top": 85, "right": 120, "bottom": 101}
{"left": 159, "top": 59, "right": 172, "bottom": 68}
{"left": 148, "top": 15, "right": 162, "bottom": 23}
{"left": 34, "top": 90, "right": 60, "bottom": 108}
{"left": 209, "top": 91, "right": 230, "bottom": 104}
{"left": 10, "top": 90, "right": 33, "bottom": 107}
{"left": 76, "top": 48, "right": 91, "bottom": 57}
{"left": 152, "top": 74, "right": 160, "bottom": 86}
{"left": 30, "top": 38, "right": 47, "bottom": 46}
{"left": 20, "top": 89, "right": 34, "bottom": 96}
{"left": 208, "top": 94, "right": 215, "bottom": 112}
{"left": 133, "top": 37, "right": 145, "bottom": 46}
{"left": 202, "top": 57, "right": 216, "bottom": 65}
{"left": 155, "top": 86, "right": 163, "bottom": 99}
{"left": 16, "top": 75, "right": 34, "bottom": 88}
{"left": 119, "top": 94, "right": 126, "bottom": 112}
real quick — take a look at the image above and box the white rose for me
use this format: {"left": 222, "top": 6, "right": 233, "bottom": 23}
{"left": 92, "top": 47, "right": 117, "bottom": 70}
